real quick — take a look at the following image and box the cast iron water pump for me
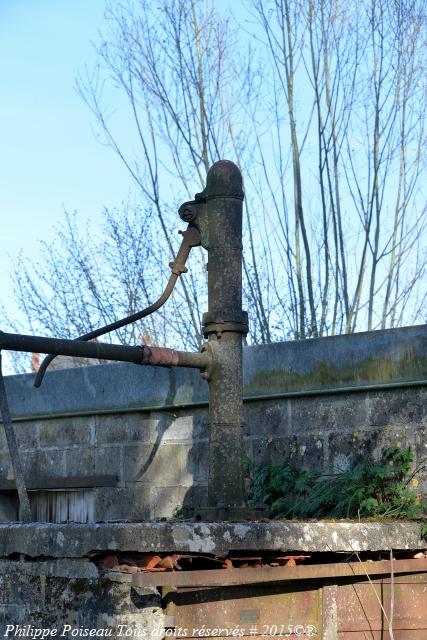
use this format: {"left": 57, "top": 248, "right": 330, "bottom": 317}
{"left": 0, "top": 160, "right": 249, "bottom": 521}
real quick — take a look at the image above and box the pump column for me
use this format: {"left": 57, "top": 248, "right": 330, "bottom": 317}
{"left": 204, "top": 161, "right": 248, "bottom": 516}
{"left": 179, "top": 160, "right": 249, "bottom": 518}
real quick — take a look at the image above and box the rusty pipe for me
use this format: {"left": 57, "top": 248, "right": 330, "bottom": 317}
{"left": 141, "top": 346, "right": 209, "bottom": 369}
{"left": 0, "top": 331, "right": 210, "bottom": 370}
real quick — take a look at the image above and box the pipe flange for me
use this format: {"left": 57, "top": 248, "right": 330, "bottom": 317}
{"left": 202, "top": 311, "right": 248, "bottom": 337}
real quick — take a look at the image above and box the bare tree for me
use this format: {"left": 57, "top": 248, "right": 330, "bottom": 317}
{"left": 75, "top": 0, "right": 253, "bottom": 349}
{"left": 6, "top": 0, "right": 426, "bottom": 373}
{"left": 245, "top": 0, "right": 427, "bottom": 339}
{"left": 8, "top": 204, "right": 176, "bottom": 344}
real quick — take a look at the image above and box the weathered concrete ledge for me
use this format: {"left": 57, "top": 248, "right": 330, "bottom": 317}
{"left": 0, "top": 521, "right": 425, "bottom": 559}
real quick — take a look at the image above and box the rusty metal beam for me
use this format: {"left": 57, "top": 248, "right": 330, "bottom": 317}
{"left": 131, "top": 558, "right": 427, "bottom": 588}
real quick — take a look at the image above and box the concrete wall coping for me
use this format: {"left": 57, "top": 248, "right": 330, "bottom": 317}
{"left": 3, "top": 324, "right": 427, "bottom": 421}
{"left": 0, "top": 521, "right": 425, "bottom": 557}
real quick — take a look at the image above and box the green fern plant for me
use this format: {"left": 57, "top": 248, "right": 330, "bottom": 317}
{"left": 247, "top": 445, "right": 427, "bottom": 522}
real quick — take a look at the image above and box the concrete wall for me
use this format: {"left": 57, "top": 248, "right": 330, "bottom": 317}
{"left": 0, "top": 568, "right": 163, "bottom": 638}
{"left": 1, "top": 324, "right": 426, "bottom": 521}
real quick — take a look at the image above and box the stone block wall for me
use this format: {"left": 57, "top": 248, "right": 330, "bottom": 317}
{"left": 246, "top": 388, "right": 427, "bottom": 481}
{"left": 0, "top": 565, "right": 163, "bottom": 638}
{"left": 0, "top": 324, "right": 426, "bottom": 521}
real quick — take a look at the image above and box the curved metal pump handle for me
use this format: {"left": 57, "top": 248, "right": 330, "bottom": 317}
{"left": 34, "top": 225, "right": 201, "bottom": 388}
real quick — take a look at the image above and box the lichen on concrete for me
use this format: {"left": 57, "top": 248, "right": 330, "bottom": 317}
{"left": 0, "top": 521, "right": 425, "bottom": 558}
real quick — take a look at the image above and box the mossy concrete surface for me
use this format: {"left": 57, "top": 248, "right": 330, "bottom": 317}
{"left": 0, "top": 521, "right": 425, "bottom": 557}
{"left": 244, "top": 324, "right": 427, "bottom": 397}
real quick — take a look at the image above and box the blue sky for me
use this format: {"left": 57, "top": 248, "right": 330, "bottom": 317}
{"left": 0, "top": 0, "right": 132, "bottom": 330}
{"left": 0, "top": 0, "right": 245, "bottom": 373}
{"left": 2, "top": 1, "right": 424, "bottom": 375}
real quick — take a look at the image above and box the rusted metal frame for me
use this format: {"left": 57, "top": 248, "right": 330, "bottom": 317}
{"left": 34, "top": 225, "right": 201, "bottom": 387}
{"left": 322, "top": 583, "right": 338, "bottom": 639}
{"left": 132, "top": 558, "right": 427, "bottom": 588}
{"left": 0, "top": 332, "right": 209, "bottom": 370}
{"left": 162, "top": 583, "right": 321, "bottom": 633}
{"left": 179, "top": 161, "right": 249, "bottom": 515}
